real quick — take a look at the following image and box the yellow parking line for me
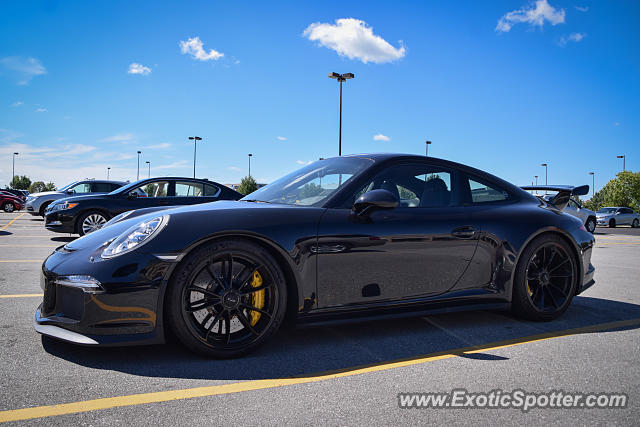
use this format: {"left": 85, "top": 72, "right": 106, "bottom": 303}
{"left": 1, "top": 316, "right": 639, "bottom": 423}
{"left": 0, "top": 294, "right": 43, "bottom": 299}
{"left": 0, "top": 213, "right": 25, "bottom": 231}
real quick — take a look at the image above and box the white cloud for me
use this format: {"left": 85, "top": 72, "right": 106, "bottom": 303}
{"left": 373, "top": 133, "right": 390, "bottom": 141}
{"left": 180, "top": 37, "right": 224, "bottom": 61}
{"left": 296, "top": 160, "right": 313, "bottom": 165}
{"left": 558, "top": 32, "right": 587, "bottom": 46}
{"left": 614, "top": 122, "right": 620, "bottom": 126}
{"left": 227, "top": 166, "right": 242, "bottom": 172}
{"left": 303, "top": 18, "right": 406, "bottom": 64}
{"left": 154, "top": 160, "right": 189, "bottom": 170}
{"left": 128, "top": 63, "right": 151, "bottom": 75}
{"left": 496, "top": 0, "right": 565, "bottom": 33}
{"left": 276, "top": 136, "right": 287, "bottom": 141}
{"left": 35, "top": 107, "right": 47, "bottom": 113}
{"left": 145, "top": 142, "right": 171, "bottom": 149}
{"left": 101, "top": 133, "right": 135, "bottom": 143}
{"left": 11, "top": 101, "right": 23, "bottom": 107}
{"left": 0, "top": 56, "right": 46, "bottom": 85}
{"left": 575, "top": 6, "right": 589, "bottom": 12}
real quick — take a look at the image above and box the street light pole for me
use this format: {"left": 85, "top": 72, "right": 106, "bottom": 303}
{"left": 425, "top": 140, "right": 432, "bottom": 157}
{"left": 328, "top": 72, "right": 354, "bottom": 156}
{"left": 146, "top": 161, "right": 151, "bottom": 179}
{"left": 107, "top": 167, "right": 111, "bottom": 180}
{"left": 137, "top": 151, "right": 142, "bottom": 180}
{"left": 188, "top": 136, "right": 202, "bottom": 179}
{"left": 617, "top": 155, "right": 626, "bottom": 172}
{"left": 248, "top": 154, "right": 253, "bottom": 178}
{"left": 589, "top": 172, "right": 595, "bottom": 197}
{"left": 541, "top": 163, "right": 548, "bottom": 185}
{"left": 12, "top": 152, "right": 18, "bottom": 186}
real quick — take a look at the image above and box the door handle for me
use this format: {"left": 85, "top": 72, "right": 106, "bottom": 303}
{"left": 451, "top": 226, "right": 477, "bottom": 239}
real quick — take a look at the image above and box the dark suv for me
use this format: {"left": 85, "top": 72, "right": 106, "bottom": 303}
{"left": 44, "top": 177, "right": 242, "bottom": 235}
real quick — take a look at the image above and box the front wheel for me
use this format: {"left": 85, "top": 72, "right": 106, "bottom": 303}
{"left": 585, "top": 217, "right": 596, "bottom": 233}
{"left": 633, "top": 219, "right": 639, "bottom": 228}
{"left": 609, "top": 219, "right": 616, "bottom": 228}
{"left": 512, "top": 234, "right": 578, "bottom": 321}
{"left": 77, "top": 211, "right": 108, "bottom": 236}
{"left": 166, "top": 239, "right": 287, "bottom": 358}
{"left": 3, "top": 202, "right": 15, "bottom": 213}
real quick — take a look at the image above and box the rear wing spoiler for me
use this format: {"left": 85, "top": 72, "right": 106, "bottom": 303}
{"left": 520, "top": 185, "right": 589, "bottom": 211}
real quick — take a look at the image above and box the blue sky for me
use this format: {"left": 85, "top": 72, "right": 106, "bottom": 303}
{"left": 1, "top": 0, "right": 638, "bottom": 193}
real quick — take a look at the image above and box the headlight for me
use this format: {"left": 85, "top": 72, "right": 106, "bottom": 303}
{"left": 102, "top": 210, "right": 135, "bottom": 228}
{"left": 50, "top": 201, "right": 78, "bottom": 212}
{"left": 101, "top": 215, "right": 169, "bottom": 258}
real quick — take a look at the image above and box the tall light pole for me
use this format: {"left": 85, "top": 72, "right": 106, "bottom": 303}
{"left": 12, "top": 152, "right": 18, "bottom": 186}
{"left": 248, "top": 154, "right": 253, "bottom": 178}
{"left": 541, "top": 163, "right": 548, "bottom": 185}
{"left": 146, "top": 161, "right": 151, "bottom": 179}
{"left": 136, "top": 151, "right": 142, "bottom": 180}
{"left": 589, "top": 172, "right": 595, "bottom": 197}
{"left": 188, "top": 136, "right": 202, "bottom": 178}
{"left": 425, "top": 140, "right": 432, "bottom": 157}
{"left": 534, "top": 175, "right": 538, "bottom": 185}
{"left": 107, "top": 167, "right": 111, "bottom": 180}
{"left": 328, "top": 72, "right": 354, "bottom": 156}
{"left": 617, "top": 155, "right": 626, "bottom": 172}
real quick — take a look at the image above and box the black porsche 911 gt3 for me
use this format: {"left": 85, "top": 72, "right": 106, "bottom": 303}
{"left": 34, "top": 154, "right": 595, "bottom": 358}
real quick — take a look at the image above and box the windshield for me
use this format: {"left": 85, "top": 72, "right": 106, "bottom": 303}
{"left": 597, "top": 208, "right": 618, "bottom": 214}
{"left": 109, "top": 180, "right": 143, "bottom": 195}
{"left": 59, "top": 181, "right": 80, "bottom": 192}
{"left": 242, "top": 157, "right": 374, "bottom": 206}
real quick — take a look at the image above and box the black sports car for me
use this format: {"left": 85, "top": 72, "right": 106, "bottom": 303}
{"left": 34, "top": 154, "right": 595, "bottom": 358}
{"left": 44, "top": 177, "right": 242, "bottom": 235}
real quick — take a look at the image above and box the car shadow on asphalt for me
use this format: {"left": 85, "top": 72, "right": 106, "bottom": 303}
{"left": 41, "top": 296, "right": 640, "bottom": 380}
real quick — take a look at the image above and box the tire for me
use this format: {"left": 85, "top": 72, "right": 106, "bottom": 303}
{"left": 609, "top": 219, "right": 616, "bottom": 228}
{"left": 77, "top": 211, "right": 109, "bottom": 236}
{"left": 39, "top": 201, "right": 51, "bottom": 217}
{"left": 633, "top": 219, "right": 639, "bottom": 228}
{"left": 585, "top": 217, "right": 596, "bottom": 233}
{"left": 166, "top": 239, "right": 287, "bottom": 358}
{"left": 3, "top": 202, "right": 15, "bottom": 213}
{"left": 511, "top": 234, "right": 578, "bottom": 321}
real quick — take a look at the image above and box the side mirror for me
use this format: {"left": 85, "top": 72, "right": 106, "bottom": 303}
{"left": 66, "top": 190, "right": 74, "bottom": 194}
{"left": 352, "top": 189, "right": 398, "bottom": 216}
{"left": 127, "top": 192, "right": 139, "bottom": 199}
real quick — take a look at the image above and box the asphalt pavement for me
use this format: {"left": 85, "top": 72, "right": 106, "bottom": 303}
{"left": 1, "top": 211, "right": 639, "bottom": 425}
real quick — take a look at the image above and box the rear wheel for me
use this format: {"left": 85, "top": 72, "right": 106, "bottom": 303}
{"left": 633, "top": 219, "right": 639, "bottom": 228}
{"left": 77, "top": 211, "right": 108, "bottom": 236}
{"left": 3, "top": 202, "right": 15, "bottom": 213}
{"left": 512, "top": 234, "right": 578, "bottom": 321}
{"left": 585, "top": 217, "right": 596, "bottom": 233}
{"left": 609, "top": 218, "right": 616, "bottom": 228}
{"left": 166, "top": 239, "right": 287, "bottom": 358}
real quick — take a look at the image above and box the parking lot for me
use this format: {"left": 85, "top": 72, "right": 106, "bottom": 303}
{"left": 1, "top": 211, "right": 639, "bottom": 425}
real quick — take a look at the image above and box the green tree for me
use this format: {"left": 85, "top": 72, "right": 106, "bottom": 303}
{"left": 299, "top": 182, "right": 323, "bottom": 199}
{"left": 8, "top": 175, "right": 31, "bottom": 190}
{"left": 237, "top": 176, "right": 258, "bottom": 195}
{"left": 28, "top": 181, "right": 58, "bottom": 193}
{"left": 584, "top": 171, "right": 640, "bottom": 212}
{"left": 43, "top": 182, "right": 57, "bottom": 191}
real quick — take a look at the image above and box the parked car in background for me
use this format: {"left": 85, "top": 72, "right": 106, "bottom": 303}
{"left": 0, "top": 192, "right": 25, "bottom": 212}
{"left": 596, "top": 207, "right": 640, "bottom": 228}
{"left": 44, "top": 177, "right": 242, "bottom": 235}
{"left": 2, "top": 189, "right": 28, "bottom": 201}
{"left": 562, "top": 198, "right": 597, "bottom": 233}
{"left": 25, "top": 180, "right": 127, "bottom": 217}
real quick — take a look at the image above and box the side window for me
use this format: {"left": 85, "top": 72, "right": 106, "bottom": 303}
{"left": 203, "top": 184, "right": 220, "bottom": 197}
{"left": 140, "top": 181, "right": 169, "bottom": 198}
{"left": 351, "top": 164, "right": 455, "bottom": 208}
{"left": 468, "top": 178, "right": 509, "bottom": 203}
{"left": 175, "top": 182, "right": 204, "bottom": 197}
{"left": 110, "top": 183, "right": 123, "bottom": 192}
{"left": 567, "top": 199, "right": 577, "bottom": 209}
{"left": 70, "top": 183, "right": 91, "bottom": 194}
{"left": 91, "top": 183, "right": 113, "bottom": 192}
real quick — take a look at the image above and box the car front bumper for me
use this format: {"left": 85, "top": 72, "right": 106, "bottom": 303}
{"left": 44, "top": 211, "right": 76, "bottom": 233}
{"left": 33, "top": 247, "right": 177, "bottom": 346}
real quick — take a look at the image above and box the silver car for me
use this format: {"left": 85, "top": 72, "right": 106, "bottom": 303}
{"left": 596, "top": 207, "right": 640, "bottom": 228}
{"left": 25, "top": 180, "right": 127, "bottom": 217}
{"left": 564, "top": 198, "right": 597, "bottom": 233}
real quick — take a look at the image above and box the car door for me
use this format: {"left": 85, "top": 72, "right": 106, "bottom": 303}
{"left": 316, "top": 162, "right": 478, "bottom": 308}
{"left": 118, "top": 180, "right": 173, "bottom": 213}
{"left": 621, "top": 208, "right": 634, "bottom": 225}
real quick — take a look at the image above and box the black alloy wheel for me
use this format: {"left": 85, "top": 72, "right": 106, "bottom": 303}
{"left": 609, "top": 218, "right": 616, "bottom": 228}
{"left": 166, "top": 240, "right": 287, "bottom": 358}
{"left": 512, "top": 234, "right": 577, "bottom": 321}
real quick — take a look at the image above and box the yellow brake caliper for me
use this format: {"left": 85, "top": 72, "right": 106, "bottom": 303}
{"left": 250, "top": 270, "right": 265, "bottom": 326}
{"left": 526, "top": 279, "right": 533, "bottom": 297}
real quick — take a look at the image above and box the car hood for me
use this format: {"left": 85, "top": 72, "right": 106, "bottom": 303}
{"left": 596, "top": 213, "right": 613, "bottom": 218}
{"left": 29, "top": 191, "right": 60, "bottom": 198}
{"left": 50, "top": 193, "right": 109, "bottom": 205}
